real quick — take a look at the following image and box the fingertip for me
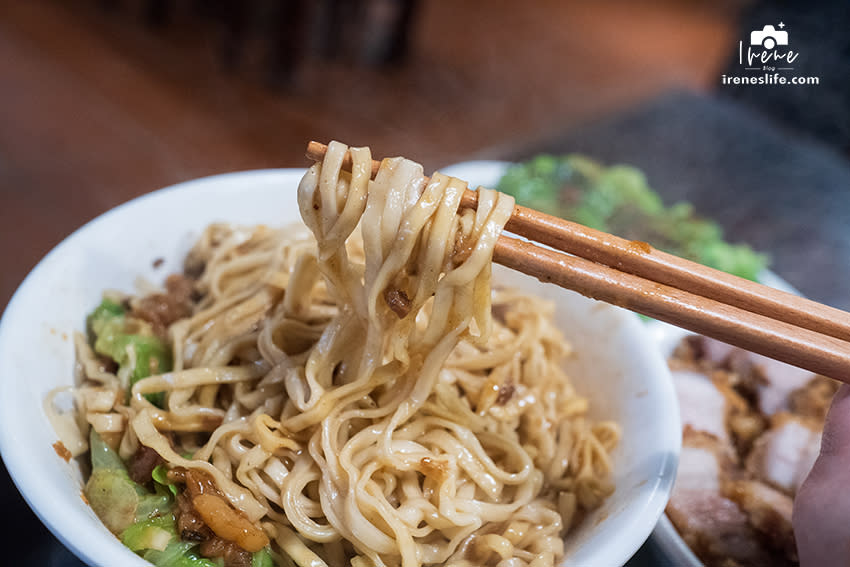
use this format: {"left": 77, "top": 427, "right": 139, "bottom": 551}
{"left": 833, "top": 383, "right": 850, "bottom": 402}
{"left": 818, "top": 384, "right": 850, "bottom": 458}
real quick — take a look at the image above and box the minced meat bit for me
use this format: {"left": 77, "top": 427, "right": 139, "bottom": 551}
{"left": 384, "top": 287, "right": 412, "bottom": 318}
{"left": 131, "top": 274, "right": 195, "bottom": 336}
{"left": 127, "top": 444, "right": 164, "bottom": 486}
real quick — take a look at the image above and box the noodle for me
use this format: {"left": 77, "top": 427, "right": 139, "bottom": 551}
{"left": 49, "top": 141, "right": 620, "bottom": 567}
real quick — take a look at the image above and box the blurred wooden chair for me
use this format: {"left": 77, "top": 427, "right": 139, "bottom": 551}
{"left": 96, "top": 0, "right": 420, "bottom": 87}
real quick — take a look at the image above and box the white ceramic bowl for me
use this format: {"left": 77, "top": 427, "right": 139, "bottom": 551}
{"left": 0, "top": 164, "right": 680, "bottom": 567}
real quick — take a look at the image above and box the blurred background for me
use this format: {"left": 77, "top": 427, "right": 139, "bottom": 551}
{"left": 1, "top": 0, "right": 848, "bottom": 312}
{"left": 1, "top": 0, "right": 848, "bottom": 564}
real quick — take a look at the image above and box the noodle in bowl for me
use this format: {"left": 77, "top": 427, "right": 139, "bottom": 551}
{"left": 0, "top": 156, "right": 680, "bottom": 567}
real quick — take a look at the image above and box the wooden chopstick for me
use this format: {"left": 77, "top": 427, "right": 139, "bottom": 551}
{"left": 497, "top": 237, "right": 850, "bottom": 381}
{"left": 304, "top": 141, "right": 850, "bottom": 382}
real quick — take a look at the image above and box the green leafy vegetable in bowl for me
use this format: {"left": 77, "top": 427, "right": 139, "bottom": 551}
{"left": 497, "top": 155, "right": 768, "bottom": 281}
{"left": 87, "top": 298, "right": 171, "bottom": 407}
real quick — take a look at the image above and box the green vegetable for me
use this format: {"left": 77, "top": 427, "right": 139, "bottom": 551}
{"left": 87, "top": 298, "right": 171, "bottom": 406}
{"left": 252, "top": 548, "right": 275, "bottom": 567}
{"left": 123, "top": 516, "right": 176, "bottom": 553}
{"left": 152, "top": 464, "right": 179, "bottom": 496}
{"left": 136, "top": 491, "right": 174, "bottom": 521}
{"left": 121, "top": 499, "right": 222, "bottom": 566}
{"left": 89, "top": 426, "right": 128, "bottom": 471}
{"left": 86, "top": 467, "right": 141, "bottom": 533}
{"left": 143, "top": 540, "right": 223, "bottom": 567}
{"left": 497, "top": 154, "right": 769, "bottom": 281}
{"left": 86, "top": 430, "right": 174, "bottom": 534}
{"left": 87, "top": 297, "right": 126, "bottom": 340}
{"left": 85, "top": 430, "right": 141, "bottom": 533}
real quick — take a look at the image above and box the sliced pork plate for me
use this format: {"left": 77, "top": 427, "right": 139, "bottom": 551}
{"left": 665, "top": 336, "right": 837, "bottom": 567}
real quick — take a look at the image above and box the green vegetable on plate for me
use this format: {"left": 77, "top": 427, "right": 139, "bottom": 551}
{"left": 497, "top": 154, "right": 768, "bottom": 281}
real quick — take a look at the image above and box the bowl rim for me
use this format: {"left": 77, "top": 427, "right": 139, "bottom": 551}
{"left": 0, "top": 165, "right": 681, "bottom": 567}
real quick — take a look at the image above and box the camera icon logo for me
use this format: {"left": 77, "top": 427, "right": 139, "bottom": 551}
{"left": 750, "top": 24, "right": 789, "bottom": 50}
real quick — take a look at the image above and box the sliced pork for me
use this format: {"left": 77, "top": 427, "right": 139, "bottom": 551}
{"left": 667, "top": 431, "right": 780, "bottom": 566}
{"left": 672, "top": 369, "right": 731, "bottom": 445}
{"left": 788, "top": 375, "right": 840, "bottom": 420}
{"left": 679, "top": 335, "right": 815, "bottom": 415}
{"left": 727, "top": 480, "right": 796, "bottom": 560}
{"left": 746, "top": 413, "right": 821, "bottom": 496}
